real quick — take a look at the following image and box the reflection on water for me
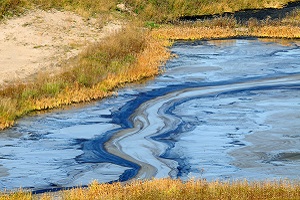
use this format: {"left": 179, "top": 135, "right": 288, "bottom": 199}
{"left": 0, "top": 39, "right": 300, "bottom": 191}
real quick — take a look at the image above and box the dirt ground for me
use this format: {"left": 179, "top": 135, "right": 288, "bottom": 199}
{"left": 0, "top": 9, "right": 121, "bottom": 87}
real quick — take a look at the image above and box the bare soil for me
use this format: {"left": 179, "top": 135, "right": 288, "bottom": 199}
{"left": 0, "top": 9, "right": 121, "bottom": 87}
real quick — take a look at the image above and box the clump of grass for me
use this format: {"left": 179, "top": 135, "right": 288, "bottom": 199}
{"left": 0, "top": 0, "right": 28, "bottom": 19}
{"left": 30, "top": 0, "right": 118, "bottom": 18}
{"left": 0, "top": 189, "right": 32, "bottom": 200}
{"left": 281, "top": 8, "right": 300, "bottom": 25}
{"left": 0, "top": 0, "right": 118, "bottom": 19}
{"left": 60, "top": 179, "right": 300, "bottom": 200}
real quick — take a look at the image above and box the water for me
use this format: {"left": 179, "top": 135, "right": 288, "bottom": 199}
{"left": 1, "top": 38, "right": 300, "bottom": 191}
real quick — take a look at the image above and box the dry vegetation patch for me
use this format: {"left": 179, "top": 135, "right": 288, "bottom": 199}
{"left": 2, "top": 179, "right": 299, "bottom": 200}
{"left": 0, "top": 9, "right": 120, "bottom": 86}
{"left": 152, "top": 12, "right": 300, "bottom": 40}
{"left": 0, "top": 21, "right": 171, "bottom": 130}
{"left": 61, "top": 179, "right": 300, "bottom": 200}
{"left": 125, "top": 0, "right": 300, "bottom": 22}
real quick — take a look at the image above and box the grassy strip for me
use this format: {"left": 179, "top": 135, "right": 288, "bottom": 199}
{"left": 1, "top": 0, "right": 298, "bottom": 21}
{"left": 125, "top": 0, "right": 299, "bottom": 22}
{"left": 152, "top": 23, "right": 300, "bottom": 40}
{"left": 152, "top": 11, "right": 300, "bottom": 40}
{"left": 0, "top": 0, "right": 118, "bottom": 19}
{"left": 0, "top": 24, "right": 171, "bottom": 129}
{"left": 1, "top": 179, "right": 300, "bottom": 200}
{"left": 0, "top": 189, "right": 32, "bottom": 200}
{"left": 62, "top": 179, "right": 300, "bottom": 200}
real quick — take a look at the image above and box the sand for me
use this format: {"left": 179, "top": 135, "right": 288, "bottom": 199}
{"left": 0, "top": 9, "right": 121, "bottom": 87}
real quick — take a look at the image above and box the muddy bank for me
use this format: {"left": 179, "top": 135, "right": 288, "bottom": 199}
{"left": 180, "top": 1, "right": 300, "bottom": 23}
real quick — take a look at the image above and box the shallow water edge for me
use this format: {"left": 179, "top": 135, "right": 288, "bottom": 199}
{"left": 0, "top": 38, "right": 300, "bottom": 191}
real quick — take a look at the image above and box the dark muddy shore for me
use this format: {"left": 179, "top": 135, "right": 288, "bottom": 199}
{"left": 179, "top": 1, "right": 300, "bottom": 23}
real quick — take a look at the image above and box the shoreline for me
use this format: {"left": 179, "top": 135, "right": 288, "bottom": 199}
{"left": 1, "top": 3, "right": 300, "bottom": 198}
{"left": 2, "top": 33, "right": 300, "bottom": 131}
{"left": 1, "top": 3, "right": 300, "bottom": 130}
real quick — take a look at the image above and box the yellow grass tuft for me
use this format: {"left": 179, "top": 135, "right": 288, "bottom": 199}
{"left": 152, "top": 12, "right": 300, "bottom": 41}
{"left": 152, "top": 26, "right": 237, "bottom": 40}
{"left": 60, "top": 179, "right": 300, "bottom": 200}
{"left": 0, "top": 189, "right": 32, "bottom": 200}
{"left": 251, "top": 25, "right": 300, "bottom": 38}
{"left": 1, "top": 179, "right": 300, "bottom": 199}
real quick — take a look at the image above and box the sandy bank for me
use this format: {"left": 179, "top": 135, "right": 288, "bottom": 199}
{"left": 0, "top": 9, "right": 121, "bottom": 87}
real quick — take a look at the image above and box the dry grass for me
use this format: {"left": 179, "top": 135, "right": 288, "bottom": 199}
{"left": 282, "top": 8, "right": 300, "bottom": 24}
{"left": 126, "top": 0, "right": 299, "bottom": 22}
{"left": 250, "top": 25, "right": 300, "bottom": 38}
{"left": 0, "top": 189, "right": 32, "bottom": 200}
{"left": 0, "top": 0, "right": 118, "bottom": 19}
{"left": 0, "top": 23, "right": 171, "bottom": 130}
{"left": 1, "top": 0, "right": 298, "bottom": 21}
{"left": 61, "top": 179, "right": 300, "bottom": 200}
{"left": 152, "top": 12, "right": 300, "bottom": 40}
{"left": 152, "top": 23, "right": 300, "bottom": 40}
{"left": 3, "top": 179, "right": 298, "bottom": 200}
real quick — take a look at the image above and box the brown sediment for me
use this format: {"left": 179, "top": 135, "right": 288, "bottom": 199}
{"left": 230, "top": 107, "right": 300, "bottom": 175}
{"left": 0, "top": 165, "right": 9, "bottom": 177}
